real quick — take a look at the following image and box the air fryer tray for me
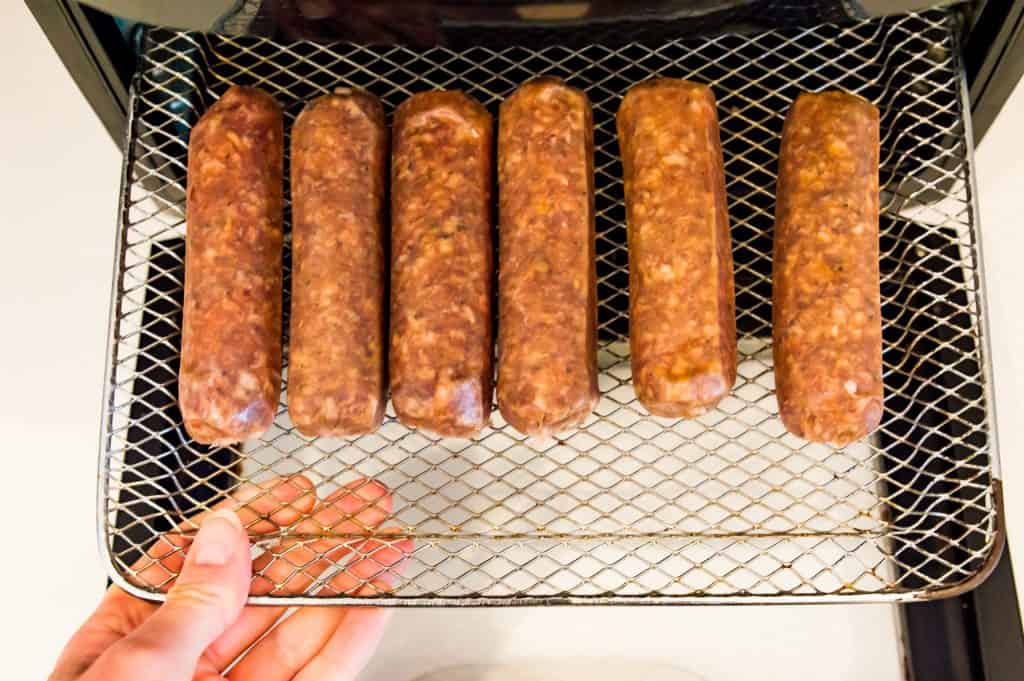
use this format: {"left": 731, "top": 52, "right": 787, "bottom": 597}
{"left": 100, "top": 8, "right": 1003, "bottom": 605}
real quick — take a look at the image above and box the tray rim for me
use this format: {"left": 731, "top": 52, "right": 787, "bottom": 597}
{"left": 96, "top": 15, "right": 1007, "bottom": 605}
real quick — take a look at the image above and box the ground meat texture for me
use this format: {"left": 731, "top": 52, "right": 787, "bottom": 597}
{"left": 497, "top": 78, "right": 598, "bottom": 436}
{"left": 390, "top": 91, "right": 494, "bottom": 437}
{"left": 180, "top": 86, "right": 284, "bottom": 445}
{"left": 616, "top": 78, "right": 737, "bottom": 417}
{"left": 773, "top": 91, "right": 883, "bottom": 446}
{"left": 288, "top": 89, "right": 387, "bottom": 437}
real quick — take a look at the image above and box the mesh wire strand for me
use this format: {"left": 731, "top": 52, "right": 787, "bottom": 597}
{"left": 100, "top": 8, "right": 1001, "bottom": 604}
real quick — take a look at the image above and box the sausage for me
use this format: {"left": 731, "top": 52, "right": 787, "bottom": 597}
{"left": 497, "top": 77, "right": 598, "bottom": 436}
{"left": 288, "top": 89, "right": 388, "bottom": 436}
{"left": 389, "top": 91, "right": 494, "bottom": 437}
{"left": 616, "top": 78, "right": 737, "bottom": 417}
{"left": 773, "top": 91, "right": 883, "bottom": 445}
{"left": 180, "top": 86, "right": 284, "bottom": 445}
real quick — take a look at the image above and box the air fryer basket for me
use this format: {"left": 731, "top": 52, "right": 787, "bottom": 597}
{"left": 99, "top": 8, "right": 1002, "bottom": 604}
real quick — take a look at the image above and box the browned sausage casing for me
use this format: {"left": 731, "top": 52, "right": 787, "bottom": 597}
{"left": 288, "top": 89, "right": 388, "bottom": 437}
{"left": 181, "top": 86, "right": 284, "bottom": 445}
{"left": 773, "top": 91, "right": 883, "bottom": 446}
{"left": 390, "top": 91, "right": 494, "bottom": 437}
{"left": 617, "top": 78, "right": 737, "bottom": 417}
{"left": 497, "top": 78, "right": 598, "bottom": 436}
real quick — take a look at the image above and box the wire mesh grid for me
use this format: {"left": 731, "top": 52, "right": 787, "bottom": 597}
{"left": 100, "top": 8, "right": 1002, "bottom": 604}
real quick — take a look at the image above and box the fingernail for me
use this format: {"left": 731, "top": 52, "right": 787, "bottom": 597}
{"left": 343, "top": 479, "right": 389, "bottom": 502}
{"left": 191, "top": 509, "right": 243, "bottom": 567}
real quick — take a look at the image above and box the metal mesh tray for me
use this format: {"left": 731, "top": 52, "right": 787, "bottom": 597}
{"left": 100, "top": 8, "right": 1003, "bottom": 605}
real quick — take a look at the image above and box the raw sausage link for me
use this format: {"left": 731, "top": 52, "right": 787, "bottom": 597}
{"left": 390, "top": 91, "right": 494, "bottom": 437}
{"left": 288, "top": 89, "right": 388, "bottom": 436}
{"left": 181, "top": 86, "right": 284, "bottom": 445}
{"left": 616, "top": 78, "right": 737, "bottom": 417}
{"left": 773, "top": 91, "right": 883, "bottom": 445}
{"left": 497, "top": 77, "right": 598, "bottom": 436}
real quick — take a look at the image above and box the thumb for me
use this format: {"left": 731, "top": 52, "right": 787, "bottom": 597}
{"left": 87, "top": 509, "right": 251, "bottom": 681}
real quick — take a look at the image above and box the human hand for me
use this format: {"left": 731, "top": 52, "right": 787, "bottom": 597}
{"left": 51, "top": 476, "right": 411, "bottom": 681}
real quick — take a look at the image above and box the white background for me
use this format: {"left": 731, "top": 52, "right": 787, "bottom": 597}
{"left": 3, "top": 2, "right": 1021, "bottom": 679}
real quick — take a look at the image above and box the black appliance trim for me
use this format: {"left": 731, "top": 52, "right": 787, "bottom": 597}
{"left": 902, "top": 547, "right": 1024, "bottom": 681}
{"left": 964, "top": 0, "right": 1024, "bottom": 140}
{"left": 25, "top": 0, "right": 131, "bottom": 142}
{"left": 24, "top": 1, "right": 1024, "bottom": 678}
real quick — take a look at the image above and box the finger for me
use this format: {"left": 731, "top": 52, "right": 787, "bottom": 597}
{"left": 316, "top": 478, "right": 393, "bottom": 533}
{"left": 229, "top": 537, "right": 411, "bottom": 681}
{"left": 317, "top": 535, "right": 413, "bottom": 597}
{"left": 200, "top": 540, "right": 338, "bottom": 673}
{"left": 223, "top": 544, "right": 362, "bottom": 681}
{"left": 58, "top": 478, "right": 318, "bottom": 681}
{"left": 228, "top": 507, "right": 407, "bottom": 675}
{"left": 194, "top": 474, "right": 317, "bottom": 534}
{"left": 253, "top": 478, "right": 393, "bottom": 595}
{"left": 85, "top": 510, "right": 251, "bottom": 681}
{"left": 290, "top": 539, "right": 413, "bottom": 681}
{"left": 227, "top": 536, "right": 410, "bottom": 681}
{"left": 226, "top": 604, "right": 346, "bottom": 681}
{"left": 290, "top": 608, "right": 392, "bottom": 681}
{"left": 130, "top": 531, "right": 191, "bottom": 593}
{"left": 276, "top": 478, "right": 395, "bottom": 595}
{"left": 130, "top": 475, "right": 316, "bottom": 591}
{"left": 203, "top": 479, "right": 395, "bottom": 672}
{"left": 49, "top": 588, "right": 159, "bottom": 681}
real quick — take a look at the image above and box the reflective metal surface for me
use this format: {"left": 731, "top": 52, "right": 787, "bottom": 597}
{"left": 81, "top": 1, "right": 955, "bottom": 43}
{"left": 99, "top": 8, "right": 1002, "bottom": 604}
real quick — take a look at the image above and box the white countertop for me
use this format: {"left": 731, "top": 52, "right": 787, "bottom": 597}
{"left": 3, "top": 3, "right": 1021, "bottom": 679}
